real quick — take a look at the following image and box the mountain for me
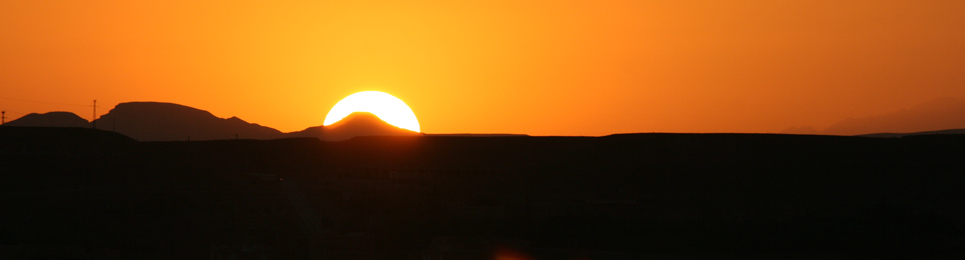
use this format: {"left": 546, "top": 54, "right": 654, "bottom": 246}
{"left": 92, "top": 102, "right": 286, "bottom": 141}
{"left": 782, "top": 97, "right": 965, "bottom": 135}
{"left": 824, "top": 97, "right": 965, "bottom": 135}
{"left": 858, "top": 128, "right": 965, "bottom": 138}
{"left": 305, "top": 112, "right": 421, "bottom": 141}
{"left": 8, "top": 102, "right": 422, "bottom": 142}
{"left": 285, "top": 125, "right": 324, "bottom": 139}
{"left": 5, "top": 111, "right": 91, "bottom": 128}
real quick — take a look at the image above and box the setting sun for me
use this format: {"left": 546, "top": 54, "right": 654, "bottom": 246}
{"left": 323, "top": 91, "right": 420, "bottom": 132}
{"left": 4, "top": 1, "right": 965, "bottom": 258}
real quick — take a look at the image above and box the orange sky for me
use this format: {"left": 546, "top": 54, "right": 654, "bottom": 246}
{"left": 2, "top": 1, "right": 964, "bottom": 135}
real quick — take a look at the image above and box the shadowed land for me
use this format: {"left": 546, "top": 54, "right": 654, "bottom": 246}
{"left": 1, "top": 126, "right": 963, "bottom": 259}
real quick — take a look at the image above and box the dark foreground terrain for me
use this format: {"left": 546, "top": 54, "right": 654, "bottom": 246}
{"left": 1, "top": 127, "right": 963, "bottom": 259}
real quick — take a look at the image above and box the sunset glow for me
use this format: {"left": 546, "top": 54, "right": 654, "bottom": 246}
{"left": 323, "top": 91, "right": 421, "bottom": 132}
{"left": 3, "top": 1, "right": 964, "bottom": 257}
{"left": 2, "top": 1, "right": 965, "bottom": 135}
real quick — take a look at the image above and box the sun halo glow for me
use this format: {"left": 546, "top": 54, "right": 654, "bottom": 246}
{"left": 323, "top": 91, "right": 421, "bottom": 132}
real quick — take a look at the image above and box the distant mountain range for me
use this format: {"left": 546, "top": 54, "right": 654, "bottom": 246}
{"left": 857, "top": 128, "right": 965, "bottom": 138}
{"left": 782, "top": 97, "right": 965, "bottom": 136}
{"left": 5, "top": 102, "right": 419, "bottom": 142}
{"left": 8, "top": 99, "right": 965, "bottom": 140}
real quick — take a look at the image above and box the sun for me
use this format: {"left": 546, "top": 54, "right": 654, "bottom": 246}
{"left": 323, "top": 91, "right": 421, "bottom": 132}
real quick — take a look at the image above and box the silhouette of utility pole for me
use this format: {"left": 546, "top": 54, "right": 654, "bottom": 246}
{"left": 1, "top": 111, "right": 5, "bottom": 126}
{"left": 91, "top": 100, "right": 98, "bottom": 129}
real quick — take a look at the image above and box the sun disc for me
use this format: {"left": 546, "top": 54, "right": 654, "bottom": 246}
{"left": 323, "top": 91, "right": 421, "bottom": 132}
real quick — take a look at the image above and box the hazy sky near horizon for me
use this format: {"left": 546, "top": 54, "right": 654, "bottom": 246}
{"left": 2, "top": 1, "right": 964, "bottom": 135}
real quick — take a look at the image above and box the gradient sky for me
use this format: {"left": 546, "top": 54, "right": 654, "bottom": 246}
{"left": 2, "top": 1, "right": 964, "bottom": 135}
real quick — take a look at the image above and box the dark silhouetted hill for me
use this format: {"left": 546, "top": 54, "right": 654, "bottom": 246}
{"left": 92, "top": 102, "right": 285, "bottom": 141}
{"left": 291, "top": 112, "right": 420, "bottom": 141}
{"left": 285, "top": 125, "right": 324, "bottom": 139}
{"left": 5, "top": 102, "right": 518, "bottom": 142}
{"left": 5, "top": 111, "right": 90, "bottom": 128}
{"left": 782, "top": 97, "right": 965, "bottom": 135}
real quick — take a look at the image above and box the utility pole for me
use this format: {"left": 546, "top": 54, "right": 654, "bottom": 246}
{"left": 92, "top": 100, "right": 98, "bottom": 129}
{"left": 1, "top": 111, "right": 5, "bottom": 126}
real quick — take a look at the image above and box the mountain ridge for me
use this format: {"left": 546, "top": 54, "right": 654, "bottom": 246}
{"left": 5, "top": 111, "right": 91, "bottom": 128}
{"left": 7, "top": 102, "right": 422, "bottom": 142}
{"left": 92, "top": 102, "right": 286, "bottom": 141}
{"left": 782, "top": 97, "right": 965, "bottom": 135}
{"left": 13, "top": 99, "right": 965, "bottom": 140}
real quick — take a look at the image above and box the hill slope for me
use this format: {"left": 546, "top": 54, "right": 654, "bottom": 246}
{"left": 92, "top": 102, "right": 285, "bottom": 141}
{"left": 6, "top": 111, "right": 90, "bottom": 128}
{"left": 291, "top": 112, "right": 420, "bottom": 141}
